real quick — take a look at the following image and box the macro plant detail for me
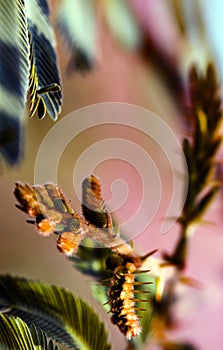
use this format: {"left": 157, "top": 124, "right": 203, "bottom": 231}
{"left": 13, "top": 175, "right": 155, "bottom": 341}
{"left": 3, "top": 74, "right": 223, "bottom": 347}
{"left": 0, "top": 0, "right": 62, "bottom": 165}
{"left": 106, "top": 262, "right": 149, "bottom": 340}
{"left": 0, "top": 1, "right": 223, "bottom": 350}
{"left": 1, "top": 64, "right": 223, "bottom": 349}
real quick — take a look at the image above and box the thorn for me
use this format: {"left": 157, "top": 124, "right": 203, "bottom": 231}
{"left": 134, "top": 299, "right": 149, "bottom": 303}
{"left": 134, "top": 307, "right": 147, "bottom": 311}
{"left": 134, "top": 269, "right": 150, "bottom": 274}
{"left": 133, "top": 281, "right": 153, "bottom": 286}
{"left": 133, "top": 290, "right": 150, "bottom": 294}
{"left": 103, "top": 300, "right": 110, "bottom": 306}
{"left": 26, "top": 219, "right": 35, "bottom": 224}
{"left": 141, "top": 249, "right": 158, "bottom": 261}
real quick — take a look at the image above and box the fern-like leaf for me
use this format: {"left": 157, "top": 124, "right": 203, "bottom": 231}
{"left": 30, "top": 324, "right": 59, "bottom": 350}
{"left": 0, "top": 314, "right": 35, "bottom": 350}
{"left": 57, "top": 0, "right": 97, "bottom": 73}
{"left": 26, "top": 0, "right": 62, "bottom": 119}
{"left": 0, "top": 0, "right": 30, "bottom": 165}
{"left": 0, "top": 275, "right": 111, "bottom": 350}
{"left": 0, "top": 314, "right": 59, "bottom": 350}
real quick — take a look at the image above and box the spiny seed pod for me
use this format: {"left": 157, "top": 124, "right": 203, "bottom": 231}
{"left": 108, "top": 262, "right": 150, "bottom": 340}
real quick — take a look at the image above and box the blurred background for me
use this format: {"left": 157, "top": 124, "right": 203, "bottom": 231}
{"left": 1, "top": 1, "right": 223, "bottom": 349}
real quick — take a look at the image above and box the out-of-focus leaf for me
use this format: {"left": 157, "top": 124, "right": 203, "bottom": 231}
{"left": 0, "top": 0, "right": 30, "bottom": 165}
{"left": 57, "top": 0, "right": 97, "bottom": 73}
{"left": 104, "top": 0, "right": 142, "bottom": 50}
{"left": 26, "top": 0, "right": 62, "bottom": 120}
{"left": 70, "top": 238, "right": 112, "bottom": 280}
{"left": 0, "top": 275, "right": 111, "bottom": 350}
{"left": 90, "top": 284, "right": 110, "bottom": 312}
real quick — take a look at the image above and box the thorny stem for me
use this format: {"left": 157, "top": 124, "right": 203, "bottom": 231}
{"left": 163, "top": 63, "right": 222, "bottom": 272}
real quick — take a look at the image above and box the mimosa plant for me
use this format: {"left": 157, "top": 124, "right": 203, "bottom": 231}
{"left": 0, "top": 1, "right": 222, "bottom": 349}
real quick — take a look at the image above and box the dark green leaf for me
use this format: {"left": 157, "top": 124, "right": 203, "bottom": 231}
{"left": 182, "top": 138, "right": 195, "bottom": 180}
{"left": 0, "top": 0, "right": 30, "bottom": 164}
{"left": 193, "top": 184, "right": 220, "bottom": 221}
{"left": 205, "top": 137, "right": 222, "bottom": 159}
{"left": 0, "top": 275, "right": 111, "bottom": 350}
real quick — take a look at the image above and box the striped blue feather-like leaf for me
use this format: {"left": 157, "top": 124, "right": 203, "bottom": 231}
{"left": 57, "top": 0, "right": 97, "bottom": 73}
{"left": 0, "top": 0, "right": 30, "bottom": 165}
{"left": 25, "top": 0, "right": 62, "bottom": 120}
